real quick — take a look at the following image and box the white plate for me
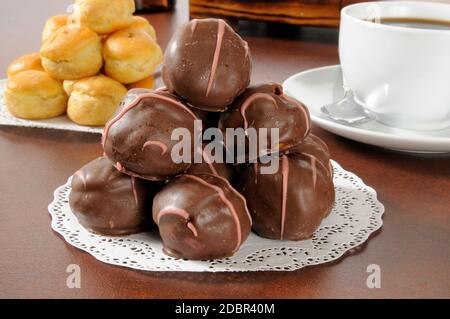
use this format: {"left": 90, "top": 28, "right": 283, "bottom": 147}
{"left": 0, "top": 70, "right": 164, "bottom": 134}
{"left": 0, "top": 79, "right": 103, "bottom": 134}
{"left": 283, "top": 65, "right": 450, "bottom": 153}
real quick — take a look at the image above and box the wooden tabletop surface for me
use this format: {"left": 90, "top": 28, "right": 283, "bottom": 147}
{"left": 0, "top": 1, "right": 449, "bottom": 299}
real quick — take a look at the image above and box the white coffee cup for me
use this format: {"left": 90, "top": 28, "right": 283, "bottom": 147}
{"left": 339, "top": 1, "right": 450, "bottom": 131}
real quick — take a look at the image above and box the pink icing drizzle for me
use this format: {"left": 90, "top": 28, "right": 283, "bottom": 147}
{"left": 131, "top": 176, "right": 138, "bottom": 206}
{"left": 155, "top": 86, "right": 168, "bottom": 92}
{"left": 156, "top": 208, "right": 198, "bottom": 237}
{"left": 302, "top": 153, "right": 332, "bottom": 189}
{"left": 212, "top": 174, "right": 252, "bottom": 226}
{"left": 282, "top": 94, "right": 311, "bottom": 138}
{"left": 187, "top": 222, "right": 198, "bottom": 237}
{"left": 244, "top": 41, "right": 249, "bottom": 59}
{"left": 184, "top": 174, "right": 242, "bottom": 252}
{"left": 74, "top": 170, "right": 86, "bottom": 189}
{"left": 302, "top": 153, "right": 332, "bottom": 190}
{"left": 240, "top": 93, "right": 277, "bottom": 133}
{"left": 280, "top": 155, "right": 289, "bottom": 240}
{"left": 116, "top": 162, "right": 124, "bottom": 172}
{"left": 311, "top": 156, "right": 317, "bottom": 188}
{"left": 142, "top": 140, "right": 168, "bottom": 155}
{"left": 102, "top": 92, "right": 197, "bottom": 147}
{"left": 205, "top": 20, "right": 225, "bottom": 97}
{"left": 157, "top": 208, "right": 189, "bottom": 223}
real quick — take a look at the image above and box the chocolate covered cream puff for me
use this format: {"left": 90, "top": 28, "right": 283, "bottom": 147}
{"left": 286, "top": 134, "right": 334, "bottom": 178}
{"left": 239, "top": 154, "right": 335, "bottom": 240}
{"left": 163, "top": 18, "right": 251, "bottom": 112}
{"left": 102, "top": 90, "right": 198, "bottom": 180}
{"left": 219, "top": 83, "right": 311, "bottom": 161}
{"left": 186, "top": 143, "right": 234, "bottom": 181}
{"left": 153, "top": 174, "right": 251, "bottom": 260}
{"left": 69, "top": 157, "right": 156, "bottom": 235}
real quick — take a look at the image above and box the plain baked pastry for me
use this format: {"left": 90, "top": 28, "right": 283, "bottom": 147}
{"left": 40, "top": 25, "right": 103, "bottom": 80}
{"left": 6, "top": 53, "right": 44, "bottom": 78}
{"left": 103, "top": 28, "right": 163, "bottom": 84}
{"left": 41, "top": 15, "right": 68, "bottom": 43}
{"left": 67, "top": 75, "right": 127, "bottom": 126}
{"left": 4, "top": 70, "right": 67, "bottom": 119}
{"left": 69, "top": 0, "right": 135, "bottom": 34}
{"left": 63, "top": 80, "right": 77, "bottom": 96}
{"left": 127, "top": 76, "right": 154, "bottom": 90}
{"left": 128, "top": 16, "right": 156, "bottom": 40}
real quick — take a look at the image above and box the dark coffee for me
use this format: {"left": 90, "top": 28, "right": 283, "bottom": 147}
{"left": 366, "top": 17, "right": 450, "bottom": 30}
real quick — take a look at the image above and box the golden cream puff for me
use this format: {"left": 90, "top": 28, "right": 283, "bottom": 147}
{"left": 7, "top": 53, "right": 44, "bottom": 78}
{"left": 67, "top": 75, "right": 127, "bottom": 126}
{"left": 4, "top": 70, "right": 67, "bottom": 119}
{"left": 127, "top": 75, "right": 154, "bottom": 90}
{"left": 40, "top": 25, "right": 103, "bottom": 80}
{"left": 69, "top": 0, "right": 135, "bottom": 34}
{"left": 63, "top": 80, "right": 77, "bottom": 96}
{"left": 42, "top": 15, "right": 68, "bottom": 43}
{"left": 103, "top": 28, "right": 163, "bottom": 84}
{"left": 128, "top": 16, "right": 156, "bottom": 40}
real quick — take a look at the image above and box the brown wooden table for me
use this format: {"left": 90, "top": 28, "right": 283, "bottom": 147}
{"left": 0, "top": 1, "right": 449, "bottom": 299}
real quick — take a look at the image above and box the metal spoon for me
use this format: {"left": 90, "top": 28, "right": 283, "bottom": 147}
{"left": 321, "top": 87, "right": 372, "bottom": 125}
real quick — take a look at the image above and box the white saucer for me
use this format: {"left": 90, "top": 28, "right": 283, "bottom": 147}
{"left": 283, "top": 65, "right": 450, "bottom": 153}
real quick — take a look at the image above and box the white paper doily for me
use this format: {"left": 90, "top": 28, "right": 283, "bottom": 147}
{"left": 48, "top": 160, "right": 384, "bottom": 272}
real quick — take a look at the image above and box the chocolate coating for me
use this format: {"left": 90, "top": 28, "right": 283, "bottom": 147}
{"left": 163, "top": 18, "right": 252, "bottom": 112}
{"left": 186, "top": 143, "right": 234, "bottom": 180}
{"left": 219, "top": 83, "right": 311, "bottom": 161}
{"left": 102, "top": 89, "right": 198, "bottom": 181}
{"left": 153, "top": 173, "right": 252, "bottom": 260}
{"left": 286, "top": 134, "right": 333, "bottom": 178}
{"left": 191, "top": 107, "right": 220, "bottom": 131}
{"left": 186, "top": 158, "right": 234, "bottom": 181}
{"left": 69, "top": 157, "right": 155, "bottom": 235}
{"left": 238, "top": 153, "right": 335, "bottom": 240}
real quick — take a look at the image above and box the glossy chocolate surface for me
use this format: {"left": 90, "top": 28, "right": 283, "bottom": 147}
{"left": 102, "top": 90, "right": 198, "bottom": 181}
{"left": 153, "top": 173, "right": 251, "bottom": 260}
{"left": 69, "top": 157, "right": 155, "bottom": 235}
{"left": 219, "top": 83, "right": 311, "bottom": 161}
{"left": 239, "top": 153, "right": 335, "bottom": 240}
{"left": 186, "top": 143, "right": 234, "bottom": 180}
{"left": 286, "top": 134, "right": 333, "bottom": 178}
{"left": 163, "top": 18, "right": 251, "bottom": 112}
